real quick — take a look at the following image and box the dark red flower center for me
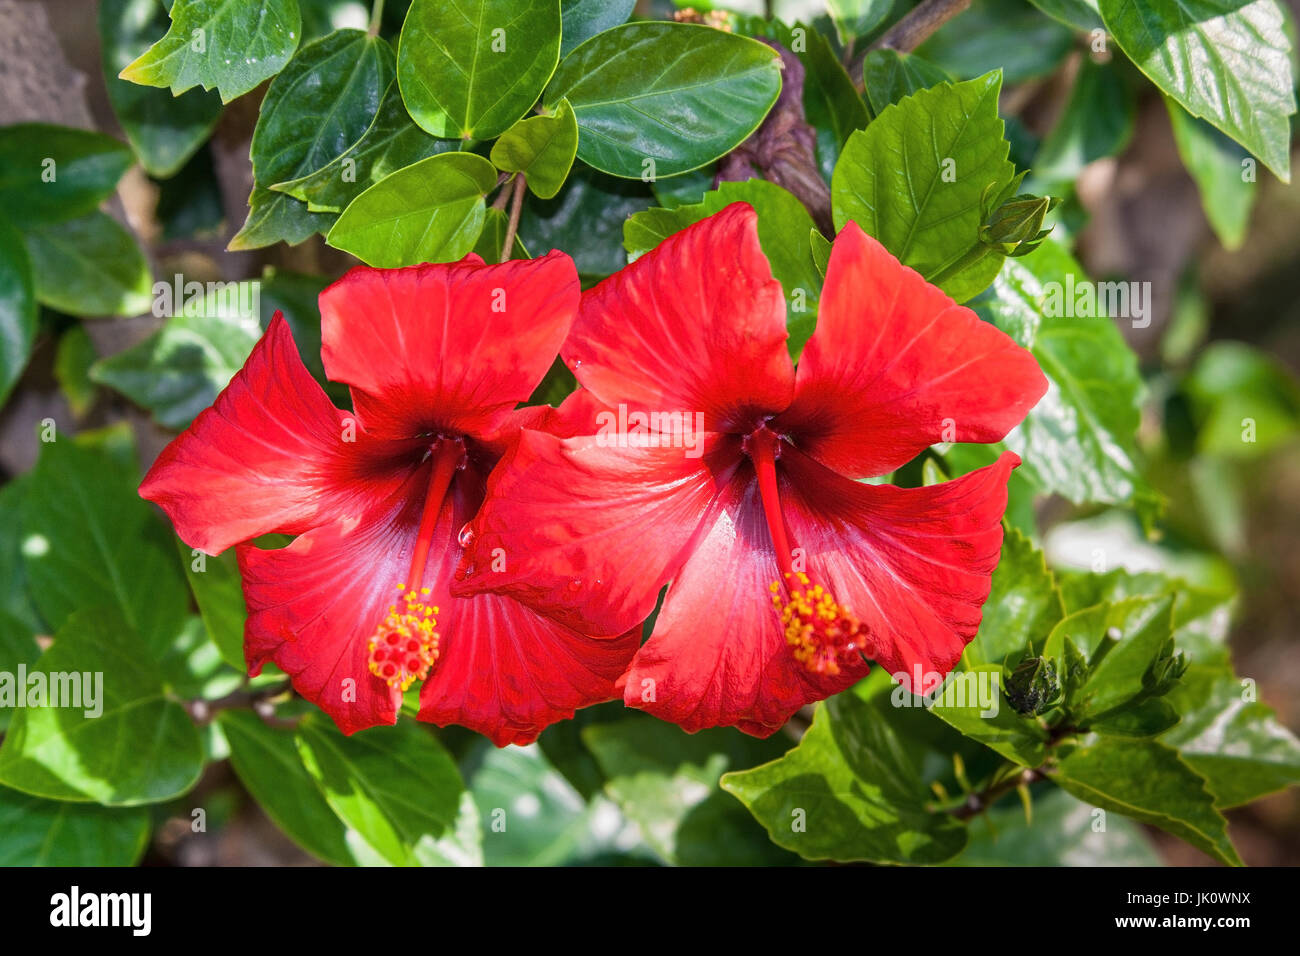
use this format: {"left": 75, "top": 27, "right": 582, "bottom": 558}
{"left": 365, "top": 436, "right": 466, "bottom": 692}
{"left": 746, "top": 427, "right": 866, "bottom": 677}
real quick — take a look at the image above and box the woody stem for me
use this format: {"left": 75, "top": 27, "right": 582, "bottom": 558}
{"left": 750, "top": 431, "right": 794, "bottom": 578}
{"left": 406, "top": 439, "right": 464, "bottom": 589}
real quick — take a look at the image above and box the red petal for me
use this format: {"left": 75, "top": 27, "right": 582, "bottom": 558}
{"left": 781, "top": 447, "right": 1020, "bottom": 691}
{"left": 418, "top": 599, "right": 639, "bottom": 747}
{"left": 621, "top": 470, "right": 866, "bottom": 736}
{"left": 454, "top": 429, "right": 741, "bottom": 637}
{"left": 139, "top": 314, "right": 395, "bottom": 555}
{"left": 318, "top": 252, "right": 580, "bottom": 441}
{"left": 776, "top": 223, "right": 1047, "bottom": 477}
{"left": 566, "top": 203, "right": 795, "bottom": 432}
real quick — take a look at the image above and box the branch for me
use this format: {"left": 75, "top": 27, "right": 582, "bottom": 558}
{"left": 951, "top": 767, "right": 1044, "bottom": 820}
{"left": 500, "top": 172, "right": 526, "bottom": 263}
{"left": 851, "top": 0, "right": 971, "bottom": 91}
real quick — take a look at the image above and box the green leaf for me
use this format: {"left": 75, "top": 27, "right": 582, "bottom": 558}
{"left": 623, "top": 179, "right": 821, "bottom": 353}
{"left": 158, "top": 614, "right": 242, "bottom": 700}
{"left": 0, "top": 785, "right": 150, "bottom": 865}
{"left": 1099, "top": 0, "right": 1294, "bottom": 181}
{"left": 0, "top": 478, "right": 43, "bottom": 635}
{"left": 721, "top": 686, "right": 968, "bottom": 864}
{"left": 1050, "top": 735, "right": 1241, "bottom": 865}
{"left": 297, "top": 714, "right": 483, "bottom": 866}
{"left": 1090, "top": 697, "right": 1181, "bottom": 737}
{"left": 490, "top": 100, "right": 578, "bottom": 200}
{"left": 799, "top": 26, "right": 871, "bottom": 154}
{"left": 468, "top": 742, "right": 643, "bottom": 866}
{"left": 0, "top": 219, "right": 36, "bottom": 409}
{"left": 919, "top": 0, "right": 1074, "bottom": 84}
{"left": 1184, "top": 341, "right": 1300, "bottom": 458}
{"left": 397, "top": 0, "right": 561, "bottom": 140}
{"left": 327, "top": 152, "right": 496, "bottom": 267}
{"left": 1032, "top": 59, "right": 1134, "bottom": 185}
{"left": 974, "top": 240, "right": 1162, "bottom": 524}
{"left": 831, "top": 72, "right": 1016, "bottom": 303}
{"left": 517, "top": 166, "right": 653, "bottom": 277}
{"left": 219, "top": 710, "right": 366, "bottom": 866}
{"left": 0, "top": 124, "right": 133, "bottom": 226}
{"left": 582, "top": 718, "right": 795, "bottom": 865}
{"left": 177, "top": 541, "right": 247, "bottom": 672}
{"left": 862, "top": 49, "right": 950, "bottom": 115}
{"left": 54, "top": 326, "right": 98, "bottom": 418}
{"left": 543, "top": 21, "right": 782, "bottom": 178}
{"left": 826, "top": 0, "right": 893, "bottom": 44}
{"left": 99, "top": 0, "right": 224, "bottom": 179}
{"left": 119, "top": 0, "right": 303, "bottom": 103}
{"left": 232, "top": 29, "right": 395, "bottom": 250}
{"left": 0, "top": 608, "right": 40, "bottom": 733}
{"left": 21, "top": 438, "right": 188, "bottom": 655}
{"left": 271, "top": 81, "right": 453, "bottom": 213}
{"left": 1166, "top": 98, "right": 1256, "bottom": 249}
{"left": 964, "top": 527, "right": 1065, "bottom": 667}
{"left": 949, "top": 785, "right": 1160, "bottom": 865}
{"left": 1162, "top": 663, "right": 1300, "bottom": 808}
{"left": 561, "top": 0, "right": 635, "bottom": 57}
{"left": 926, "top": 666, "right": 1051, "bottom": 766}
{"left": 22, "top": 212, "right": 152, "bottom": 318}
{"left": 1071, "top": 597, "right": 1177, "bottom": 719}
{"left": 1028, "top": 0, "right": 1104, "bottom": 30}
{"left": 0, "top": 608, "right": 204, "bottom": 806}
{"left": 90, "top": 283, "right": 262, "bottom": 429}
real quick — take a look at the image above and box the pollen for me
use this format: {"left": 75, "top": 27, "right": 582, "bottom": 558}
{"left": 367, "top": 585, "right": 441, "bottom": 692}
{"left": 771, "top": 572, "right": 865, "bottom": 677}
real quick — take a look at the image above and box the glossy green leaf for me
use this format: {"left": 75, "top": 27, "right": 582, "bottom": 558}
{"left": 297, "top": 715, "right": 483, "bottom": 866}
{"left": 1033, "top": 59, "right": 1134, "bottom": 184}
{"left": 544, "top": 22, "right": 782, "bottom": 178}
{"left": 232, "top": 29, "right": 394, "bottom": 249}
{"left": 721, "top": 687, "right": 968, "bottom": 864}
{"left": 271, "top": 81, "right": 453, "bottom": 213}
{"left": 22, "top": 212, "right": 152, "bottom": 318}
{"left": 583, "top": 718, "right": 795, "bottom": 865}
{"left": 826, "top": 0, "right": 893, "bottom": 44}
{"left": 831, "top": 72, "right": 1016, "bottom": 303}
{"left": 90, "top": 283, "right": 262, "bottom": 429}
{"left": 623, "top": 179, "right": 821, "bottom": 353}
{"left": 561, "top": 0, "right": 634, "bottom": 57}
{"left": 949, "top": 786, "right": 1160, "bottom": 865}
{"left": 177, "top": 541, "right": 247, "bottom": 672}
{"left": 862, "top": 49, "right": 950, "bottom": 115}
{"left": 1162, "top": 664, "right": 1300, "bottom": 808}
{"left": 100, "top": 0, "right": 224, "bottom": 179}
{"left": 0, "top": 608, "right": 204, "bottom": 806}
{"left": 119, "top": 0, "right": 303, "bottom": 103}
{"left": 926, "top": 665, "right": 1051, "bottom": 766}
{"left": 21, "top": 438, "right": 188, "bottom": 655}
{"left": 0, "top": 785, "right": 150, "bottom": 865}
{"left": 397, "top": 0, "right": 561, "bottom": 140}
{"left": 1166, "top": 98, "right": 1256, "bottom": 250}
{"left": 1050, "top": 735, "right": 1240, "bottom": 865}
{"left": 920, "top": 0, "right": 1074, "bottom": 84}
{"left": 0, "top": 124, "right": 132, "bottom": 226}
{"left": 490, "top": 100, "right": 578, "bottom": 200}
{"left": 0, "top": 220, "right": 36, "bottom": 409}
{"left": 1099, "top": 0, "right": 1294, "bottom": 181}
{"left": 518, "top": 166, "right": 653, "bottom": 277}
{"left": 975, "top": 240, "right": 1162, "bottom": 524}
{"left": 964, "top": 528, "right": 1065, "bottom": 667}
{"left": 1067, "top": 597, "right": 1176, "bottom": 721}
{"left": 219, "top": 710, "right": 367, "bottom": 866}
{"left": 799, "top": 26, "right": 870, "bottom": 162}
{"left": 327, "top": 152, "right": 496, "bottom": 267}
{"left": 1027, "top": 0, "right": 1103, "bottom": 31}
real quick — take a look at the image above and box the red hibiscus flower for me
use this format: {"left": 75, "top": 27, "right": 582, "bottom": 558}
{"left": 454, "top": 203, "right": 1049, "bottom": 736}
{"left": 139, "top": 253, "right": 640, "bottom": 745}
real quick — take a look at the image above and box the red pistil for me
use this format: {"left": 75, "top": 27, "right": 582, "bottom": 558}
{"left": 366, "top": 437, "right": 466, "bottom": 692}
{"left": 749, "top": 428, "right": 866, "bottom": 676}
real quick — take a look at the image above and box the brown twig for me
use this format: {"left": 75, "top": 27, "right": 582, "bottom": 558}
{"left": 951, "top": 768, "right": 1044, "bottom": 820}
{"left": 851, "top": 0, "right": 972, "bottom": 92}
{"left": 500, "top": 172, "right": 526, "bottom": 263}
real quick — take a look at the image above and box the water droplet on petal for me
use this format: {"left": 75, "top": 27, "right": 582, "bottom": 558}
{"left": 567, "top": 578, "right": 582, "bottom": 592}
{"left": 457, "top": 523, "right": 476, "bottom": 549}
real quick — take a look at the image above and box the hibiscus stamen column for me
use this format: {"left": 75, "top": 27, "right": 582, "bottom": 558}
{"left": 366, "top": 437, "right": 466, "bottom": 692}
{"left": 748, "top": 428, "right": 866, "bottom": 677}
